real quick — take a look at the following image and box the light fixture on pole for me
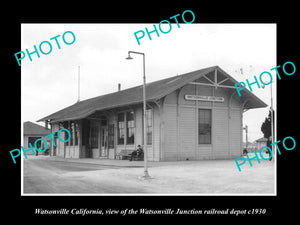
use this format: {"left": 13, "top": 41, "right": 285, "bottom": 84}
{"left": 125, "top": 52, "right": 133, "bottom": 60}
{"left": 126, "top": 50, "right": 150, "bottom": 178}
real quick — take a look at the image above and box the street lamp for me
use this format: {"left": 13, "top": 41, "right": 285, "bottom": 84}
{"left": 126, "top": 51, "right": 150, "bottom": 178}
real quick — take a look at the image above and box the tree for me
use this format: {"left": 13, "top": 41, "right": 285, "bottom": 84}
{"left": 261, "top": 109, "right": 274, "bottom": 147}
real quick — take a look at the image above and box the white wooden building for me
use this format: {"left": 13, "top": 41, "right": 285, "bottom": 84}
{"left": 256, "top": 137, "right": 268, "bottom": 151}
{"left": 23, "top": 121, "right": 51, "bottom": 155}
{"left": 38, "top": 66, "right": 267, "bottom": 161}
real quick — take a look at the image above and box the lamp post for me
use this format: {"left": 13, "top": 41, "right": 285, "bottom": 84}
{"left": 126, "top": 51, "right": 150, "bottom": 178}
{"left": 243, "top": 125, "right": 248, "bottom": 150}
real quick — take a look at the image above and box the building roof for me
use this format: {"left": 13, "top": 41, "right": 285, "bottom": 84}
{"left": 38, "top": 66, "right": 267, "bottom": 123}
{"left": 24, "top": 121, "right": 51, "bottom": 136}
{"left": 256, "top": 137, "right": 268, "bottom": 142}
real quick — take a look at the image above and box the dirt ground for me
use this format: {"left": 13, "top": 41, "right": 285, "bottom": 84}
{"left": 23, "top": 155, "right": 275, "bottom": 195}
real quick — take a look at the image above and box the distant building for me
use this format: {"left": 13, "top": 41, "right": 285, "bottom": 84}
{"left": 38, "top": 66, "right": 267, "bottom": 161}
{"left": 23, "top": 121, "right": 51, "bottom": 155}
{"left": 255, "top": 137, "right": 268, "bottom": 151}
{"left": 243, "top": 141, "right": 257, "bottom": 153}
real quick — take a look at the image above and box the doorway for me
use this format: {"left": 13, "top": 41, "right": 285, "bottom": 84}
{"left": 100, "top": 126, "right": 108, "bottom": 157}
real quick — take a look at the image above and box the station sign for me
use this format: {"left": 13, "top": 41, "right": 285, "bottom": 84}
{"left": 184, "top": 95, "right": 224, "bottom": 102}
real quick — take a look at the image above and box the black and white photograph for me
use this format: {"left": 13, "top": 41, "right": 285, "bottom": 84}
{"left": 21, "top": 23, "right": 276, "bottom": 195}
{"left": 4, "top": 5, "right": 298, "bottom": 220}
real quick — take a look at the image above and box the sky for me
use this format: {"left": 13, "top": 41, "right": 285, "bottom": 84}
{"left": 21, "top": 23, "right": 276, "bottom": 142}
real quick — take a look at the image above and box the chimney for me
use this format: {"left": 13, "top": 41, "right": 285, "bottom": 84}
{"left": 45, "top": 120, "right": 49, "bottom": 129}
{"left": 118, "top": 83, "right": 121, "bottom": 91}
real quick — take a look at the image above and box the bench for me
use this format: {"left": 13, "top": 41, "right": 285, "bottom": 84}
{"left": 116, "top": 150, "right": 135, "bottom": 160}
{"left": 130, "top": 151, "right": 144, "bottom": 161}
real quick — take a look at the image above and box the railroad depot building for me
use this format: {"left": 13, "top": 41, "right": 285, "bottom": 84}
{"left": 38, "top": 66, "right": 267, "bottom": 161}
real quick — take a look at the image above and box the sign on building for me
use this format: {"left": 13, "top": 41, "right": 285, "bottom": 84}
{"left": 184, "top": 95, "right": 225, "bottom": 102}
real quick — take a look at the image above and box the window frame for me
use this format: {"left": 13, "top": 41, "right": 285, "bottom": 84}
{"left": 117, "top": 113, "right": 125, "bottom": 145}
{"left": 91, "top": 125, "right": 99, "bottom": 148}
{"left": 74, "top": 121, "right": 79, "bottom": 146}
{"left": 126, "top": 111, "right": 135, "bottom": 145}
{"left": 108, "top": 124, "right": 115, "bottom": 148}
{"left": 198, "top": 108, "right": 212, "bottom": 144}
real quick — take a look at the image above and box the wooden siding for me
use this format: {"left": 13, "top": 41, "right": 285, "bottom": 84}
{"left": 162, "top": 104, "right": 178, "bottom": 161}
{"left": 152, "top": 106, "right": 161, "bottom": 161}
{"left": 178, "top": 106, "right": 196, "bottom": 160}
{"left": 91, "top": 148, "right": 99, "bottom": 158}
{"left": 196, "top": 145, "right": 212, "bottom": 160}
{"left": 213, "top": 107, "right": 229, "bottom": 159}
{"left": 161, "top": 81, "right": 243, "bottom": 161}
{"left": 229, "top": 108, "right": 242, "bottom": 158}
{"left": 56, "top": 139, "right": 64, "bottom": 157}
{"left": 65, "top": 146, "right": 80, "bottom": 158}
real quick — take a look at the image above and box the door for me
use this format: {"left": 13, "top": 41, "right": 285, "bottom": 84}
{"left": 90, "top": 125, "right": 100, "bottom": 158}
{"left": 100, "top": 127, "right": 108, "bottom": 157}
{"left": 53, "top": 136, "right": 58, "bottom": 156}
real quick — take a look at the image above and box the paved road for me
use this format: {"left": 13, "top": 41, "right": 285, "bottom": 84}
{"left": 23, "top": 158, "right": 147, "bottom": 194}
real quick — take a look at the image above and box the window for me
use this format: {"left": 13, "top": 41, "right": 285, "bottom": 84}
{"left": 146, "top": 109, "right": 153, "bottom": 145}
{"left": 74, "top": 122, "right": 79, "bottom": 145}
{"left": 108, "top": 124, "right": 114, "bottom": 148}
{"left": 117, "top": 113, "right": 125, "bottom": 144}
{"left": 28, "top": 137, "right": 41, "bottom": 148}
{"left": 198, "top": 109, "right": 212, "bottom": 144}
{"left": 70, "top": 121, "right": 74, "bottom": 146}
{"left": 126, "top": 111, "right": 135, "bottom": 144}
{"left": 91, "top": 126, "right": 99, "bottom": 148}
{"left": 101, "top": 128, "right": 106, "bottom": 148}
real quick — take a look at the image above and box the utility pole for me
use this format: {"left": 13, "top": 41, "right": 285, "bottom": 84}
{"left": 77, "top": 65, "right": 80, "bottom": 102}
{"left": 243, "top": 125, "right": 248, "bottom": 150}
